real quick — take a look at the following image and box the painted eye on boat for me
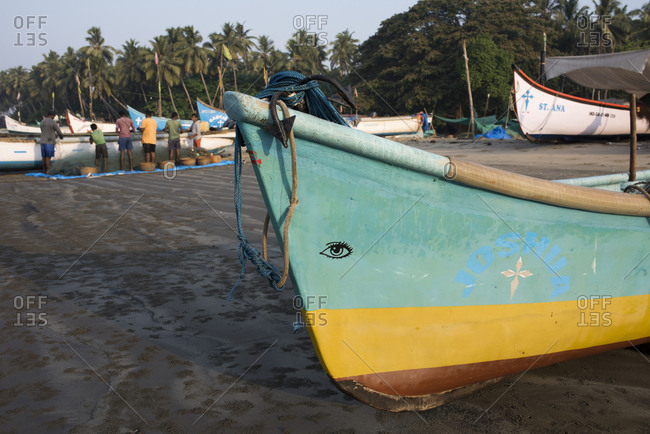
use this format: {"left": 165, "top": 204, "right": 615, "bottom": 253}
{"left": 320, "top": 241, "right": 353, "bottom": 259}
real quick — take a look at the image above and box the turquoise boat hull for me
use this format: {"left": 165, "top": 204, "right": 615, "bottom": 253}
{"left": 197, "top": 99, "right": 229, "bottom": 129}
{"left": 225, "top": 91, "right": 650, "bottom": 411}
{"left": 127, "top": 106, "right": 193, "bottom": 131}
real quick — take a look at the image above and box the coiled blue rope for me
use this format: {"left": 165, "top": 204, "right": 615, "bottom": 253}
{"left": 255, "top": 71, "right": 351, "bottom": 126}
{"left": 229, "top": 71, "right": 350, "bottom": 300}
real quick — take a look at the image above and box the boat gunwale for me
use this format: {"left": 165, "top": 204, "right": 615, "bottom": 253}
{"left": 513, "top": 66, "right": 631, "bottom": 110}
{"left": 225, "top": 91, "right": 650, "bottom": 217}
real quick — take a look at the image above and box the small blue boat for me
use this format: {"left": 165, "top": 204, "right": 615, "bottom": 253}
{"left": 196, "top": 99, "right": 229, "bottom": 129}
{"left": 127, "top": 106, "right": 193, "bottom": 131}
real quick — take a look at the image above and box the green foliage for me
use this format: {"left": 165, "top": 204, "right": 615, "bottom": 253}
{"left": 463, "top": 35, "right": 515, "bottom": 114}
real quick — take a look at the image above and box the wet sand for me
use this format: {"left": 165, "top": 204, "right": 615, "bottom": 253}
{"left": 0, "top": 139, "right": 649, "bottom": 433}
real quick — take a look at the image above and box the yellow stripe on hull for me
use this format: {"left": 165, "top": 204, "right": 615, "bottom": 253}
{"left": 305, "top": 294, "right": 650, "bottom": 380}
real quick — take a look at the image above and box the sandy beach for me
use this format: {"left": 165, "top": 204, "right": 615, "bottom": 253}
{"left": 0, "top": 138, "right": 649, "bottom": 433}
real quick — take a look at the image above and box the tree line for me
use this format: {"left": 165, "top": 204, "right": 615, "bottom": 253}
{"left": 1, "top": 0, "right": 649, "bottom": 125}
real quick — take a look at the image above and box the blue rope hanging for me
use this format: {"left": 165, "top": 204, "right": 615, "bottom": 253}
{"left": 229, "top": 71, "right": 350, "bottom": 300}
{"left": 229, "top": 130, "right": 283, "bottom": 301}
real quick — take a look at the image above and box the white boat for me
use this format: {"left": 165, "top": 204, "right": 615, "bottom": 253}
{"left": 348, "top": 115, "right": 421, "bottom": 136}
{"left": 65, "top": 112, "right": 115, "bottom": 134}
{"left": 0, "top": 130, "right": 235, "bottom": 172}
{"left": 513, "top": 49, "right": 650, "bottom": 140}
{"left": 4, "top": 115, "right": 72, "bottom": 135}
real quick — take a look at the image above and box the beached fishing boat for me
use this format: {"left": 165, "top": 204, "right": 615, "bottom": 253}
{"left": 197, "top": 99, "right": 230, "bottom": 129}
{"left": 65, "top": 111, "right": 115, "bottom": 134}
{"left": 225, "top": 80, "right": 650, "bottom": 411}
{"left": 347, "top": 115, "right": 422, "bottom": 136}
{"left": 0, "top": 130, "right": 234, "bottom": 172}
{"left": 127, "top": 106, "right": 194, "bottom": 131}
{"left": 513, "top": 50, "right": 650, "bottom": 140}
{"left": 4, "top": 115, "right": 72, "bottom": 135}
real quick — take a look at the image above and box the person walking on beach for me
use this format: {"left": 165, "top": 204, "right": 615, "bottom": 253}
{"left": 139, "top": 110, "right": 158, "bottom": 163}
{"left": 115, "top": 110, "right": 136, "bottom": 171}
{"left": 39, "top": 109, "right": 64, "bottom": 174}
{"left": 163, "top": 112, "right": 183, "bottom": 162}
{"left": 89, "top": 123, "right": 108, "bottom": 172}
{"left": 189, "top": 113, "right": 202, "bottom": 148}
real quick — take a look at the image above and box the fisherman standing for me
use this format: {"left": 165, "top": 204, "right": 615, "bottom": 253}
{"left": 39, "top": 109, "right": 64, "bottom": 174}
{"left": 115, "top": 110, "right": 136, "bottom": 171}
{"left": 89, "top": 123, "right": 108, "bottom": 172}
{"left": 189, "top": 113, "right": 202, "bottom": 148}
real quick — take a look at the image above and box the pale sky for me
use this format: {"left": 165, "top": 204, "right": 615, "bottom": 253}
{"left": 1, "top": 0, "right": 647, "bottom": 71}
{"left": 1, "top": 0, "right": 418, "bottom": 70}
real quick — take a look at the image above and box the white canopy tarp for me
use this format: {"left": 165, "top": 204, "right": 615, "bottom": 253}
{"left": 545, "top": 49, "right": 650, "bottom": 95}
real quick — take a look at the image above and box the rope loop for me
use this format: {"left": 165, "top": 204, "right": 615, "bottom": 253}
{"left": 230, "top": 72, "right": 351, "bottom": 300}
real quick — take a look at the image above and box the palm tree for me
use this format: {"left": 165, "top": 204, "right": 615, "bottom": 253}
{"left": 552, "top": 0, "right": 589, "bottom": 53}
{"left": 116, "top": 39, "right": 148, "bottom": 105}
{"left": 250, "top": 35, "right": 275, "bottom": 85}
{"left": 144, "top": 36, "right": 182, "bottom": 115}
{"left": 287, "top": 30, "right": 327, "bottom": 74}
{"left": 591, "top": 0, "right": 621, "bottom": 52}
{"left": 329, "top": 30, "right": 359, "bottom": 77}
{"left": 267, "top": 49, "right": 290, "bottom": 79}
{"left": 6, "top": 66, "right": 29, "bottom": 120}
{"left": 182, "top": 26, "right": 211, "bottom": 102}
{"left": 164, "top": 26, "right": 195, "bottom": 110}
{"left": 26, "top": 64, "right": 46, "bottom": 115}
{"left": 38, "top": 51, "right": 63, "bottom": 110}
{"left": 607, "top": 5, "right": 635, "bottom": 50}
{"left": 81, "top": 27, "right": 115, "bottom": 119}
{"left": 234, "top": 22, "right": 258, "bottom": 71}
{"left": 204, "top": 23, "right": 237, "bottom": 108}
{"left": 631, "top": 3, "right": 650, "bottom": 41}
{"left": 58, "top": 47, "right": 84, "bottom": 116}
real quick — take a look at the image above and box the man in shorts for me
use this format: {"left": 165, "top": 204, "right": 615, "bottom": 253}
{"left": 115, "top": 110, "right": 136, "bottom": 171}
{"left": 189, "top": 113, "right": 202, "bottom": 148}
{"left": 89, "top": 123, "right": 108, "bottom": 172}
{"left": 163, "top": 112, "right": 183, "bottom": 162}
{"left": 139, "top": 110, "right": 158, "bottom": 163}
{"left": 39, "top": 109, "right": 64, "bottom": 174}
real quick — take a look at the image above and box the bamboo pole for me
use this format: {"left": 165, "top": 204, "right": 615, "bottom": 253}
{"left": 462, "top": 40, "right": 475, "bottom": 137}
{"left": 87, "top": 58, "right": 94, "bottom": 120}
{"left": 156, "top": 67, "right": 162, "bottom": 117}
{"left": 76, "top": 76, "right": 85, "bottom": 118}
{"left": 539, "top": 32, "right": 546, "bottom": 85}
{"left": 629, "top": 93, "right": 637, "bottom": 182}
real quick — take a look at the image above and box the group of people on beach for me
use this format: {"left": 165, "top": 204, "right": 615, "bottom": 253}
{"left": 39, "top": 110, "right": 204, "bottom": 174}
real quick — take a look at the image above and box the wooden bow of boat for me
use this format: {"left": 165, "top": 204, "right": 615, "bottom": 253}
{"left": 225, "top": 90, "right": 650, "bottom": 412}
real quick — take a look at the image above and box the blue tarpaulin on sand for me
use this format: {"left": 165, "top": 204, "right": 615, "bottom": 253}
{"left": 25, "top": 160, "right": 234, "bottom": 180}
{"left": 475, "top": 126, "right": 511, "bottom": 140}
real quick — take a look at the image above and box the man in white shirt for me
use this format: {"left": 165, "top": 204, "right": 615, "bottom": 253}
{"left": 189, "top": 113, "right": 202, "bottom": 148}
